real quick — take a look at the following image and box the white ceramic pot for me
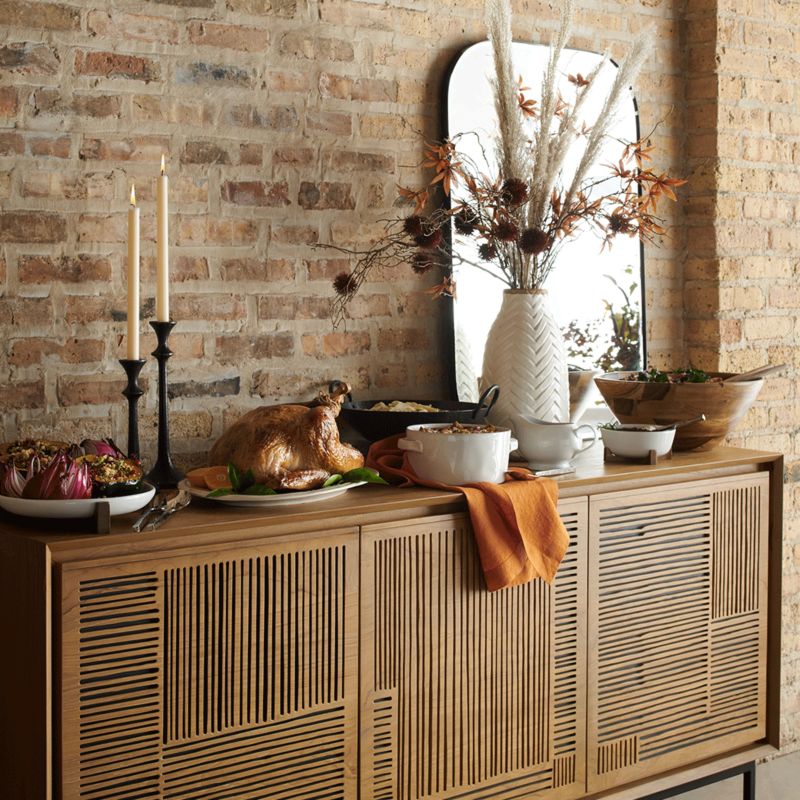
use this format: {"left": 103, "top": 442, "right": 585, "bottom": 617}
{"left": 601, "top": 425, "right": 675, "bottom": 459}
{"left": 398, "top": 423, "right": 518, "bottom": 485}
{"left": 480, "top": 290, "right": 569, "bottom": 429}
{"left": 513, "top": 415, "right": 597, "bottom": 469}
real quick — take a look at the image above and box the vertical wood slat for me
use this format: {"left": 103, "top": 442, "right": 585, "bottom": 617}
{"left": 588, "top": 474, "right": 770, "bottom": 794}
{"left": 360, "top": 505, "right": 585, "bottom": 800}
{"left": 59, "top": 530, "right": 359, "bottom": 800}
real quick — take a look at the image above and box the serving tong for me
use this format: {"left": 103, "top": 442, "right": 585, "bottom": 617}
{"left": 132, "top": 487, "right": 191, "bottom": 532}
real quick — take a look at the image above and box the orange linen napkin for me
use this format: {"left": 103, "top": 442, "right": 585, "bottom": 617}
{"left": 367, "top": 435, "right": 569, "bottom": 591}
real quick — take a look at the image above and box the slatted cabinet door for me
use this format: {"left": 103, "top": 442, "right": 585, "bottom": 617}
{"left": 57, "top": 530, "right": 359, "bottom": 800}
{"left": 587, "top": 473, "right": 770, "bottom": 793}
{"left": 359, "top": 502, "right": 587, "bottom": 800}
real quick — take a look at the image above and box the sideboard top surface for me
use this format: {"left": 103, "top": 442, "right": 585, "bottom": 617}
{"left": 0, "top": 444, "right": 781, "bottom": 563}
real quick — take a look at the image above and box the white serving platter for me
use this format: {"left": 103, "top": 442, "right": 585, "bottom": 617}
{"left": 182, "top": 479, "right": 367, "bottom": 508}
{"left": 0, "top": 482, "right": 156, "bottom": 520}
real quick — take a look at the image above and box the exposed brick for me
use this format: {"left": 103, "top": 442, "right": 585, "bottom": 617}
{"left": 378, "top": 328, "right": 429, "bottom": 351}
{"left": 301, "top": 331, "right": 371, "bottom": 358}
{"left": 0, "top": 380, "right": 44, "bottom": 409}
{"left": 0, "top": 297, "right": 52, "bottom": 327}
{"left": 19, "top": 255, "right": 112, "bottom": 284}
{"left": 0, "top": 1, "right": 79, "bottom": 31}
{"left": 9, "top": 338, "right": 104, "bottom": 366}
{"left": 298, "top": 181, "right": 355, "bottom": 210}
{"left": 0, "top": 87, "right": 17, "bottom": 117}
{"left": 171, "top": 294, "right": 247, "bottom": 320}
{"left": 0, "top": 43, "right": 60, "bottom": 74}
{"left": 0, "top": 133, "right": 24, "bottom": 156}
{"left": 258, "top": 295, "right": 330, "bottom": 321}
{"left": 327, "top": 150, "right": 396, "bottom": 173}
{"left": 176, "top": 62, "right": 254, "bottom": 88}
{"left": 306, "top": 110, "right": 352, "bottom": 136}
{"left": 221, "top": 258, "right": 294, "bottom": 282}
{"left": 142, "top": 255, "right": 209, "bottom": 283}
{"left": 188, "top": 21, "right": 268, "bottom": 51}
{"left": 215, "top": 333, "right": 294, "bottom": 360}
{"left": 271, "top": 224, "right": 318, "bottom": 245}
{"left": 169, "top": 378, "right": 239, "bottom": 399}
{"left": 222, "top": 180, "right": 290, "bottom": 207}
{"left": 29, "top": 135, "right": 71, "bottom": 159}
{"left": 58, "top": 377, "right": 132, "bottom": 406}
{"left": 87, "top": 11, "right": 180, "bottom": 44}
{"left": 224, "top": 103, "right": 299, "bottom": 131}
{"left": 0, "top": 213, "right": 66, "bottom": 243}
{"left": 177, "top": 217, "right": 260, "bottom": 245}
{"left": 64, "top": 297, "right": 112, "bottom": 325}
{"left": 181, "top": 141, "right": 231, "bottom": 165}
{"left": 279, "top": 32, "right": 353, "bottom": 61}
{"left": 74, "top": 51, "right": 160, "bottom": 82}
{"left": 226, "top": 0, "right": 297, "bottom": 15}
{"left": 304, "top": 258, "right": 350, "bottom": 281}
{"left": 239, "top": 143, "right": 262, "bottom": 165}
{"left": 80, "top": 136, "right": 171, "bottom": 162}
{"left": 273, "top": 147, "right": 314, "bottom": 166}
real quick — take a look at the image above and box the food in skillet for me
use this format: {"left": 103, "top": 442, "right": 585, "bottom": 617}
{"left": 368, "top": 400, "right": 440, "bottom": 412}
{"left": 207, "top": 382, "right": 365, "bottom": 491}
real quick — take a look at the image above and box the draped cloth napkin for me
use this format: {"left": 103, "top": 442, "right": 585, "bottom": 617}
{"left": 366, "top": 435, "right": 569, "bottom": 591}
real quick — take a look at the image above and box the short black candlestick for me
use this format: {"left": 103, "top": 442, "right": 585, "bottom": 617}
{"left": 119, "top": 358, "right": 146, "bottom": 458}
{"left": 145, "top": 320, "right": 185, "bottom": 489}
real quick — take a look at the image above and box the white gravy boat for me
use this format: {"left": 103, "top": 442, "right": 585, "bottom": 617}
{"left": 513, "top": 415, "right": 598, "bottom": 469}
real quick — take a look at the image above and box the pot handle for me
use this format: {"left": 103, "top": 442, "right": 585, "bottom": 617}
{"left": 575, "top": 424, "right": 598, "bottom": 453}
{"left": 473, "top": 384, "right": 500, "bottom": 420}
{"left": 398, "top": 438, "right": 423, "bottom": 453}
{"left": 328, "top": 379, "right": 353, "bottom": 402}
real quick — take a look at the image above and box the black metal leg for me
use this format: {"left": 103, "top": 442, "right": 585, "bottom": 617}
{"left": 639, "top": 761, "right": 757, "bottom": 799}
{"left": 743, "top": 762, "right": 756, "bottom": 800}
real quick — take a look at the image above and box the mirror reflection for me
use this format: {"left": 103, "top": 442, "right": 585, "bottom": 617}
{"left": 446, "top": 41, "right": 645, "bottom": 402}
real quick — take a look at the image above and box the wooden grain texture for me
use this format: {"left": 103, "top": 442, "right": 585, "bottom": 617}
{"left": 359, "top": 500, "right": 587, "bottom": 800}
{"left": 0, "top": 533, "right": 51, "bottom": 799}
{"left": 57, "top": 529, "right": 360, "bottom": 800}
{"left": 586, "top": 472, "right": 770, "bottom": 794}
{"left": 594, "top": 374, "right": 763, "bottom": 450}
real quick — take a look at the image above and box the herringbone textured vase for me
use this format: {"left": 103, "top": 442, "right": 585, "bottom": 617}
{"left": 480, "top": 290, "right": 569, "bottom": 429}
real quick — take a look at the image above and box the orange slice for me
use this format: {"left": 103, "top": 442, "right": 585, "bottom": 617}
{"left": 186, "top": 466, "right": 232, "bottom": 490}
{"left": 202, "top": 466, "right": 232, "bottom": 491}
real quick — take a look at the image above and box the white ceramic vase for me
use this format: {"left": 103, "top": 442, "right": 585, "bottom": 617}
{"left": 480, "top": 290, "right": 569, "bottom": 429}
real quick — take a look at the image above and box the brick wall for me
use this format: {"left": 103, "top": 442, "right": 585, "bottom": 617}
{"left": 0, "top": 0, "right": 684, "bottom": 462}
{"left": 683, "top": 0, "right": 800, "bottom": 753}
{"left": 0, "top": 0, "right": 796, "bottom": 752}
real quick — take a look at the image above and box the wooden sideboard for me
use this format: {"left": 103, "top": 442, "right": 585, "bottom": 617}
{"left": 0, "top": 446, "right": 783, "bottom": 800}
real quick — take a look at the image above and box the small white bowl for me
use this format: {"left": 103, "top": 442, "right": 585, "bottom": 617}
{"left": 398, "top": 423, "right": 518, "bottom": 485}
{"left": 601, "top": 424, "right": 675, "bottom": 459}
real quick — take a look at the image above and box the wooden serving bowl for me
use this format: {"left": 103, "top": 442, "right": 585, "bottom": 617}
{"left": 594, "top": 372, "right": 764, "bottom": 450}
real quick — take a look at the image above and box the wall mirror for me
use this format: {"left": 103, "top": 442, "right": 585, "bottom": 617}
{"left": 444, "top": 41, "right": 645, "bottom": 402}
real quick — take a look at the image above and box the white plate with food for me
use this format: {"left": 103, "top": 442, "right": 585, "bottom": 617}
{"left": 0, "top": 483, "right": 156, "bottom": 519}
{"left": 181, "top": 478, "right": 368, "bottom": 507}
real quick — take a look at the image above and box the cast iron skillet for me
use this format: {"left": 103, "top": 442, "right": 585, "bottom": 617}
{"left": 329, "top": 380, "right": 500, "bottom": 443}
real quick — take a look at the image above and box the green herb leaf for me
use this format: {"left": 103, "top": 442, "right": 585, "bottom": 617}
{"left": 243, "top": 484, "right": 276, "bottom": 496}
{"left": 323, "top": 474, "right": 344, "bottom": 487}
{"left": 208, "top": 488, "right": 233, "bottom": 498}
{"left": 227, "top": 462, "right": 241, "bottom": 492}
{"left": 342, "top": 467, "right": 389, "bottom": 485}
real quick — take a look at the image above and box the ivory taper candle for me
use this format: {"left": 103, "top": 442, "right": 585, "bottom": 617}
{"left": 127, "top": 184, "right": 140, "bottom": 360}
{"left": 156, "top": 154, "right": 170, "bottom": 321}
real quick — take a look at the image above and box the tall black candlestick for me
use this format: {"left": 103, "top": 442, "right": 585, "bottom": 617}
{"left": 119, "top": 358, "right": 146, "bottom": 458}
{"left": 145, "top": 320, "right": 184, "bottom": 489}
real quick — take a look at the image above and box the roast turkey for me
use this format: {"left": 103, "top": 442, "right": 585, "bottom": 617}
{"left": 208, "top": 383, "right": 364, "bottom": 490}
